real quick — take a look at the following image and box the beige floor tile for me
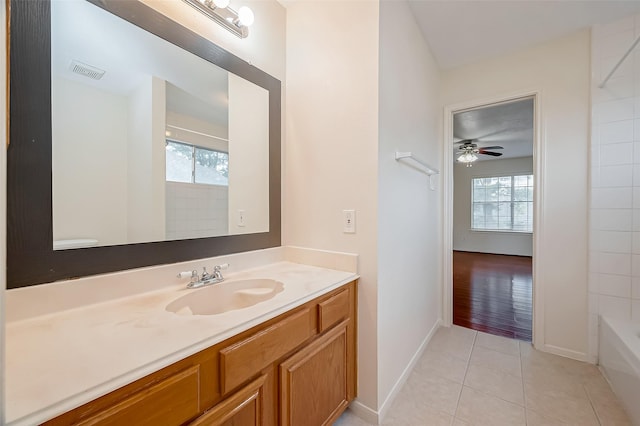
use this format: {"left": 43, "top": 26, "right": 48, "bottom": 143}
{"left": 584, "top": 377, "right": 632, "bottom": 426}
{"left": 450, "top": 325, "right": 478, "bottom": 340}
{"left": 526, "top": 409, "right": 568, "bottom": 425}
{"left": 475, "top": 331, "right": 520, "bottom": 356}
{"left": 415, "top": 348, "right": 469, "bottom": 383}
{"left": 354, "top": 328, "right": 631, "bottom": 426}
{"left": 403, "top": 369, "right": 463, "bottom": 416}
{"left": 455, "top": 386, "right": 526, "bottom": 426}
{"left": 522, "top": 363, "right": 589, "bottom": 400}
{"left": 521, "top": 347, "right": 600, "bottom": 383}
{"left": 333, "top": 409, "right": 375, "bottom": 426}
{"left": 464, "top": 364, "right": 524, "bottom": 406}
{"left": 519, "top": 340, "right": 535, "bottom": 357}
{"left": 382, "top": 389, "right": 454, "bottom": 426}
{"left": 469, "top": 345, "right": 521, "bottom": 377}
{"left": 428, "top": 327, "right": 476, "bottom": 361}
{"left": 524, "top": 385, "right": 599, "bottom": 425}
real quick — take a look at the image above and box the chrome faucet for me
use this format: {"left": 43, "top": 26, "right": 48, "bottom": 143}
{"left": 178, "top": 264, "right": 229, "bottom": 289}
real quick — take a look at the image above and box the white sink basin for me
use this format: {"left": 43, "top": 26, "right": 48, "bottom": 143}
{"left": 166, "top": 279, "right": 284, "bottom": 316}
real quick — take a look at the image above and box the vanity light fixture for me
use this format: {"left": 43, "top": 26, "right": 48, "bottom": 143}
{"left": 183, "top": 0, "right": 254, "bottom": 38}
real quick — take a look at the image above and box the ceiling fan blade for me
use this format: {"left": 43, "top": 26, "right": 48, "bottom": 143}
{"left": 478, "top": 150, "right": 503, "bottom": 157}
{"left": 479, "top": 146, "right": 503, "bottom": 150}
{"left": 454, "top": 139, "right": 475, "bottom": 145}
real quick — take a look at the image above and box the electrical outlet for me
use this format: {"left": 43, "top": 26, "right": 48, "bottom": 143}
{"left": 238, "top": 209, "right": 245, "bottom": 227}
{"left": 343, "top": 210, "right": 356, "bottom": 233}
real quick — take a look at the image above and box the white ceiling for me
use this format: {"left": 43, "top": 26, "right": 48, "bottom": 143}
{"left": 408, "top": 0, "right": 640, "bottom": 70}
{"left": 453, "top": 98, "right": 534, "bottom": 162}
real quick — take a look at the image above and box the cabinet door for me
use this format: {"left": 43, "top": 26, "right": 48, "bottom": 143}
{"left": 75, "top": 366, "right": 200, "bottom": 426}
{"left": 191, "top": 375, "right": 267, "bottom": 426}
{"left": 280, "top": 322, "right": 349, "bottom": 426}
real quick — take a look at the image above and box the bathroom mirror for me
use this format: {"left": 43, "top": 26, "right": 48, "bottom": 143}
{"left": 51, "top": 0, "right": 270, "bottom": 249}
{"left": 8, "top": 0, "right": 281, "bottom": 288}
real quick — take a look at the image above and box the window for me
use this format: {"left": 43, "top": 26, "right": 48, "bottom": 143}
{"left": 472, "top": 175, "right": 533, "bottom": 232}
{"left": 166, "top": 140, "right": 229, "bottom": 185}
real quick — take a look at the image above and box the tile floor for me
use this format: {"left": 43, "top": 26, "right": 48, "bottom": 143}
{"left": 335, "top": 326, "right": 631, "bottom": 426}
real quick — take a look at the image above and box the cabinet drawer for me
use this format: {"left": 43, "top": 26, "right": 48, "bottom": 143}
{"left": 77, "top": 366, "right": 200, "bottom": 426}
{"left": 220, "top": 308, "right": 315, "bottom": 393}
{"left": 318, "top": 289, "right": 350, "bottom": 332}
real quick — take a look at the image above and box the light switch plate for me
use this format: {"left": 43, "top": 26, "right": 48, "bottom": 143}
{"left": 343, "top": 210, "right": 356, "bottom": 233}
{"left": 238, "top": 209, "right": 246, "bottom": 227}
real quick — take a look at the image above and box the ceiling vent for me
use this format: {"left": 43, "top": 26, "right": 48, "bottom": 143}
{"left": 69, "top": 60, "right": 106, "bottom": 80}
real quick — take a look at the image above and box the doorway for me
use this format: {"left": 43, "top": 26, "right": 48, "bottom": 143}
{"left": 443, "top": 95, "right": 539, "bottom": 343}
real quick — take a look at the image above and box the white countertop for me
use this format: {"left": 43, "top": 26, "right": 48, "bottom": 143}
{"left": 5, "top": 261, "right": 358, "bottom": 425}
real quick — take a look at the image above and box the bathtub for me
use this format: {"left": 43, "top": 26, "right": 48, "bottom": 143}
{"left": 599, "top": 316, "right": 640, "bottom": 426}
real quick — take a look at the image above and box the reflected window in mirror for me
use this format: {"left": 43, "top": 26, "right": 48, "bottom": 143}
{"left": 165, "top": 141, "right": 229, "bottom": 185}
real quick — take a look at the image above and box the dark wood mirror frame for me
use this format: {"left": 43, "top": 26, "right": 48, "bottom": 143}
{"left": 7, "top": 0, "right": 281, "bottom": 288}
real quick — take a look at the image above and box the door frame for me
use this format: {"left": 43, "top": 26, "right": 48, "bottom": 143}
{"left": 442, "top": 89, "right": 544, "bottom": 349}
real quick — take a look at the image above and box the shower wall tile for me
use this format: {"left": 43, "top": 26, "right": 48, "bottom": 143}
{"left": 597, "top": 273, "right": 632, "bottom": 298}
{"left": 633, "top": 277, "right": 640, "bottom": 299}
{"left": 166, "top": 182, "right": 229, "bottom": 240}
{"left": 600, "top": 142, "right": 633, "bottom": 166}
{"left": 590, "top": 13, "right": 640, "bottom": 361}
{"left": 599, "top": 119, "right": 634, "bottom": 144}
{"left": 598, "top": 252, "right": 632, "bottom": 275}
{"left": 592, "top": 208, "right": 633, "bottom": 231}
{"left": 598, "top": 295, "right": 631, "bottom": 321}
{"left": 596, "top": 230, "right": 632, "bottom": 253}
{"left": 632, "top": 300, "right": 640, "bottom": 321}
{"left": 599, "top": 164, "right": 633, "bottom": 187}
{"left": 591, "top": 187, "right": 633, "bottom": 209}
{"left": 594, "top": 98, "right": 635, "bottom": 123}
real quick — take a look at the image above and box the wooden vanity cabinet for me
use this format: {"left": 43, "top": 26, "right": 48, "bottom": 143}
{"left": 44, "top": 280, "right": 357, "bottom": 426}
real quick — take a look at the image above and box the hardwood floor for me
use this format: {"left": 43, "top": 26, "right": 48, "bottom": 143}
{"left": 453, "top": 251, "right": 532, "bottom": 341}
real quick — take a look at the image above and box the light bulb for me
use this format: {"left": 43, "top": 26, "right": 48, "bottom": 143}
{"left": 212, "top": 0, "right": 230, "bottom": 8}
{"left": 238, "top": 6, "right": 254, "bottom": 26}
{"left": 458, "top": 152, "right": 478, "bottom": 163}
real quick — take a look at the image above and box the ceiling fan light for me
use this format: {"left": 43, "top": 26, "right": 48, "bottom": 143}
{"left": 458, "top": 151, "right": 478, "bottom": 163}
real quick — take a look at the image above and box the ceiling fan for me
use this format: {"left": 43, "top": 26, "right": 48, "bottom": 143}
{"left": 455, "top": 139, "right": 503, "bottom": 166}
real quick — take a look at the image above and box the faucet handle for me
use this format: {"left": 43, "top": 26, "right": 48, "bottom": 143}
{"left": 214, "top": 263, "right": 230, "bottom": 271}
{"left": 177, "top": 270, "right": 199, "bottom": 283}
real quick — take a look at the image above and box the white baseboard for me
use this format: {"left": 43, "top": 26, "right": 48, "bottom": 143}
{"left": 348, "top": 400, "right": 379, "bottom": 424}
{"left": 543, "top": 344, "right": 590, "bottom": 363}
{"left": 377, "top": 319, "right": 442, "bottom": 423}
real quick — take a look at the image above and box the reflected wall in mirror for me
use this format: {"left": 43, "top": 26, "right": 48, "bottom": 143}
{"left": 51, "top": 0, "right": 269, "bottom": 250}
{"left": 8, "top": 0, "right": 281, "bottom": 288}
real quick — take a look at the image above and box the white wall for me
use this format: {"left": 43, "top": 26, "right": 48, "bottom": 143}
{"left": 285, "top": 0, "right": 380, "bottom": 414}
{"left": 589, "top": 14, "right": 640, "bottom": 360}
{"left": 453, "top": 157, "right": 533, "bottom": 256}
{"left": 228, "top": 74, "right": 270, "bottom": 235}
{"left": 377, "top": 0, "right": 442, "bottom": 418}
{"left": 126, "top": 76, "right": 166, "bottom": 243}
{"left": 52, "top": 77, "right": 128, "bottom": 246}
{"left": 442, "top": 30, "right": 591, "bottom": 359}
